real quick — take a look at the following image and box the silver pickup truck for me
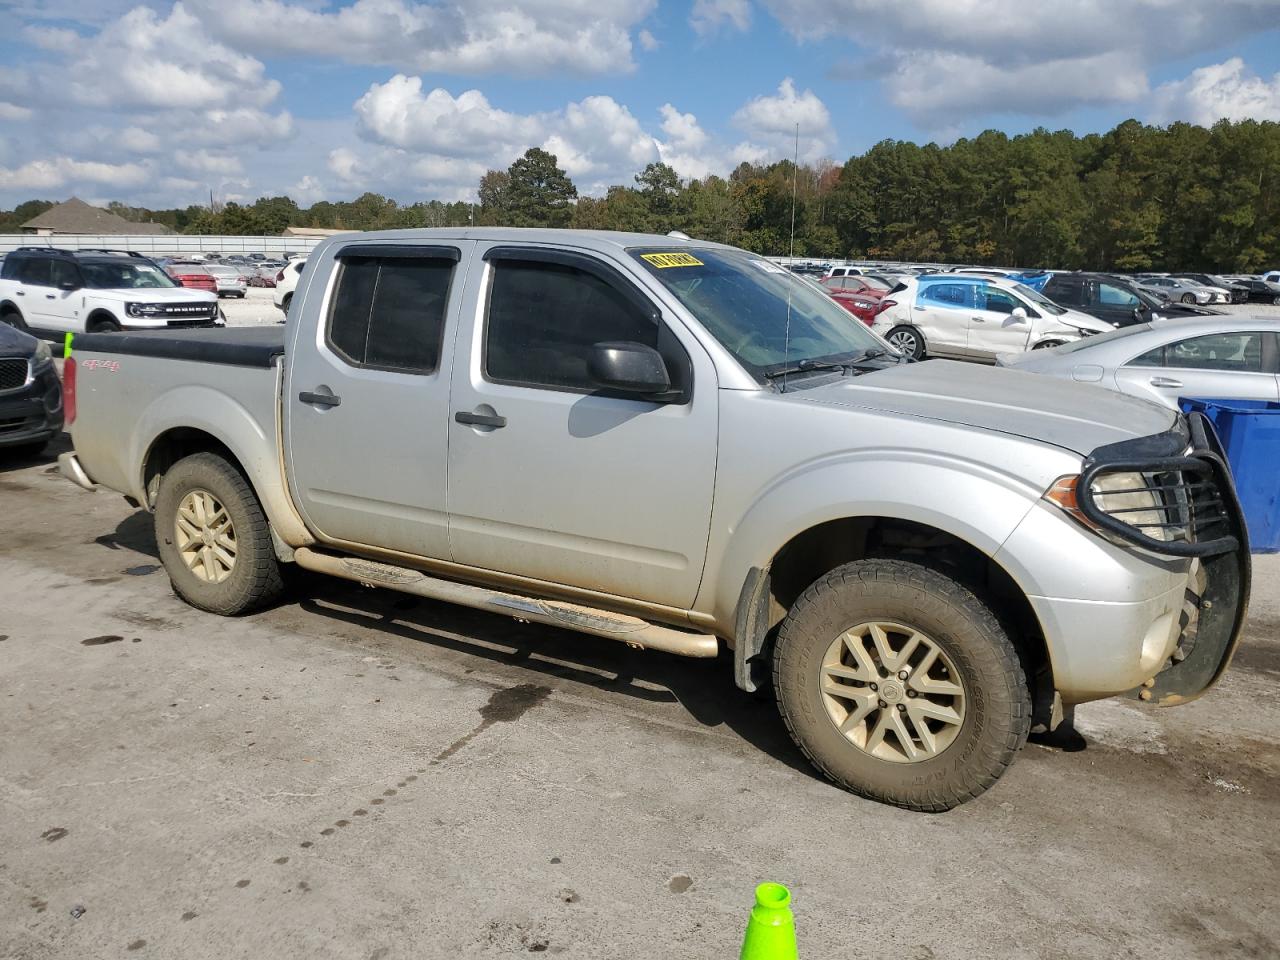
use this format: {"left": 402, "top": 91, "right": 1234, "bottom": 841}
{"left": 57, "top": 229, "right": 1250, "bottom": 811}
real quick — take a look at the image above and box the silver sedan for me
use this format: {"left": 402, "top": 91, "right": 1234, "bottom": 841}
{"left": 1136, "top": 276, "right": 1219, "bottom": 305}
{"left": 996, "top": 316, "right": 1280, "bottom": 408}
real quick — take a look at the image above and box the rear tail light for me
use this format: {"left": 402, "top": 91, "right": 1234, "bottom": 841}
{"left": 275, "top": 269, "right": 285, "bottom": 282}
{"left": 63, "top": 356, "right": 76, "bottom": 426}
{"left": 875, "top": 298, "right": 896, "bottom": 316}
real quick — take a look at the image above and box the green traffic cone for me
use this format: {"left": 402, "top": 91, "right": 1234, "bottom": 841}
{"left": 739, "top": 882, "right": 798, "bottom": 960}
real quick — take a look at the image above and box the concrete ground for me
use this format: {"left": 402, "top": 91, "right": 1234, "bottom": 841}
{"left": 0, "top": 432, "right": 1278, "bottom": 960}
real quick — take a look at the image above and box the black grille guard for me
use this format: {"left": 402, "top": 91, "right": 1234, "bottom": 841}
{"left": 1081, "top": 412, "right": 1252, "bottom": 706}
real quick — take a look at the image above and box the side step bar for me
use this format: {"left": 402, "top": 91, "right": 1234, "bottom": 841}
{"left": 293, "top": 547, "right": 720, "bottom": 659}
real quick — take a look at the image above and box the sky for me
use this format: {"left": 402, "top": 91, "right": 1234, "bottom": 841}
{"left": 1, "top": 0, "right": 1280, "bottom": 211}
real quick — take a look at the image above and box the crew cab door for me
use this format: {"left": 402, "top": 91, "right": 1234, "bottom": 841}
{"left": 283, "top": 241, "right": 473, "bottom": 559}
{"left": 967, "top": 283, "right": 1032, "bottom": 359}
{"left": 444, "top": 245, "right": 717, "bottom": 608}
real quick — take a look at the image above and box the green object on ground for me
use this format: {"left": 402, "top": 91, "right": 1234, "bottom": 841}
{"left": 63, "top": 332, "right": 73, "bottom": 359}
{"left": 739, "top": 883, "right": 798, "bottom": 960}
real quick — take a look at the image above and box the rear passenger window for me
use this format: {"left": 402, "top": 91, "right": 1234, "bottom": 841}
{"left": 485, "top": 260, "right": 663, "bottom": 393}
{"left": 918, "top": 283, "right": 971, "bottom": 308}
{"left": 21, "top": 258, "right": 52, "bottom": 286}
{"left": 326, "top": 256, "right": 454, "bottom": 374}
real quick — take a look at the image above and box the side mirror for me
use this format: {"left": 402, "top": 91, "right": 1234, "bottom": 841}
{"left": 59, "top": 280, "right": 80, "bottom": 291}
{"left": 1010, "top": 306, "right": 1028, "bottom": 321}
{"left": 588, "top": 341, "right": 671, "bottom": 396}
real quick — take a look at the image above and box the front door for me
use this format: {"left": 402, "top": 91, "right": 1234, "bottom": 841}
{"left": 445, "top": 245, "right": 718, "bottom": 608}
{"left": 284, "top": 242, "right": 472, "bottom": 559}
{"left": 967, "top": 283, "right": 1032, "bottom": 360}
{"left": 1114, "top": 330, "right": 1280, "bottom": 406}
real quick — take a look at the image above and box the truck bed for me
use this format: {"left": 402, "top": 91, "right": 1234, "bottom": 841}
{"left": 73, "top": 325, "right": 285, "bottom": 368}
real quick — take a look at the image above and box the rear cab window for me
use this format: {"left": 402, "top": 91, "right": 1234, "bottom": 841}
{"left": 326, "top": 247, "right": 458, "bottom": 375}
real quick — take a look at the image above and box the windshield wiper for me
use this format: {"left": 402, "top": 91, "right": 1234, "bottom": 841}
{"left": 845, "top": 348, "right": 890, "bottom": 365}
{"left": 763, "top": 358, "right": 850, "bottom": 381}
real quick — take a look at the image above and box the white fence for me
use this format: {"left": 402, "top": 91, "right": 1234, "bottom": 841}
{"left": 0, "top": 234, "right": 328, "bottom": 256}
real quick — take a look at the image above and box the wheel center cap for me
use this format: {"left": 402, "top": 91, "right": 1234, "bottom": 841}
{"left": 201, "top": 528, "right": 214, "bottom": 546}
{"left": 880, "top": 680, "right": 905, "bottom": 703}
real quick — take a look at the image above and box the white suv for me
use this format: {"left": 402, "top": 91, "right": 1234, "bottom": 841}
{"left": 273, "top": 257, "right": 307, "bottom": 314}
{"left": 0, "top": 248, "right": 220, "bottom": 335}
{"left": 871, "top": 274, "right": 1112, "bottom": 362}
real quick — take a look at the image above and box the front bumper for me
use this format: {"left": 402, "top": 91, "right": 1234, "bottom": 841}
{"left": 998, "top": 414, "right": 1250, "bottom": 706}
{"left": 0, "top": 363, "right": 63, "bottom": 447}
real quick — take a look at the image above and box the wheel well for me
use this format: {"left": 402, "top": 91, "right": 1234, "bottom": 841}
{"left": 1, "top": 300, "right": 20, "bottom": 317}
{"left": 142, "top": 427, "right": 240, "bottom": 508}
{"left": 86, "top": 309, "right": 121, "bottom": 331}
{"left": 766, "top": 516, "right": 1051, "bottom": 707}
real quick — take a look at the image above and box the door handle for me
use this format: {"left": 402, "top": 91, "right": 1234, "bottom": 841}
{"left": 298, "top": 390, "right": 341, "bottom": 408}
{"left": 1150, "top": 377, "right": 1183, "bottom": 388}
{"left": 15, "top": 290, "right": 23, "bottom": 296}
{"left": 455, "top": 410, "right": 507, "bottom": 429}
{"left": 971, "top": 316, "right": 985, "bottom": 322}
{"left": 45, "top": 294, "right": 56, "bottom": 299}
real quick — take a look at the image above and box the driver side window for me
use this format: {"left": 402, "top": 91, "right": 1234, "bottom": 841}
{"left": 977, "top": 285, "right": 1020, "bottom": 314}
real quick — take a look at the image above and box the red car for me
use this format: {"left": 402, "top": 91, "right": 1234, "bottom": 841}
{"left": 164, "top": 261, "right": 218, "bottom": 294}
{"left": 820, "top": 275, "right": 888, "bottom": 326}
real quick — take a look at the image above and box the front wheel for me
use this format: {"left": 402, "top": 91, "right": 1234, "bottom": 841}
{"left": 1273, "top": 295, "right": 1280, "bottom": 306}
{"left": 772, "top": 559, "right": 1030, "bottom": 811}
{"left": 1033, "top": 339, "right": 1065, "bottom": 350}
{"left": 1182, "top": 293, "right": 1196, "bottom": 304}
{"left": 885, "top": 325, "right": 925, "bottom": 360}
{"left": 154, "top": 452, "right": 284, "bottom": 616}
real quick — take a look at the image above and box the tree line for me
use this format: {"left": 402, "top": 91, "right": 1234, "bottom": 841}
{"left": 2, "top": 118, "right": 1278, "bottom": 272}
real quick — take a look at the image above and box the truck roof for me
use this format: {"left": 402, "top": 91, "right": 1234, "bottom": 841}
{"left": 313, "top": 227, "right": 739, "bottom": 256}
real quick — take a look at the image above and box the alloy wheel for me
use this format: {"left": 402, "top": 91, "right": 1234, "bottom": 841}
{"left": 175, "top": 489, "right": 237, "bottom": 583}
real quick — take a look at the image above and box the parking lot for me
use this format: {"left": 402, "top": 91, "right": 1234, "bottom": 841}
{"left": 2, "top": 423, "right": 1279, "bottom": 958}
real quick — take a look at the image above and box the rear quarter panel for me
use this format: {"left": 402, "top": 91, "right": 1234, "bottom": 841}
{"left": 70, "top": 351, "right": 310, "bottom": 545}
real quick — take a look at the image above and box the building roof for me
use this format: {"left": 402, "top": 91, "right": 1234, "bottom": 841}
{"left": 282, "top": 226, "right": 350, "bottom": 237}
{"left": 20, "top": 197, "right": 174, "bottom": 235}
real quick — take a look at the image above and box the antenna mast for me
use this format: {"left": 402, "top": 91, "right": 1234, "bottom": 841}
{"left": 781, "top": 122, "right": 800, "bottom": 391}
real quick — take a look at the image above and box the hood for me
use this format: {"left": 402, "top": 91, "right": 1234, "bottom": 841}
{"left": 792, "top": 359, "right": 1177, "bottom": 456}
{"left": 0, "top": 321, "right": 38, "bottom": 356}
{"left": 1056, "top": 307, "right": 1114, "bottom": 333}
{"left": 98, "top": 286, "right": 217, "bottom": 302}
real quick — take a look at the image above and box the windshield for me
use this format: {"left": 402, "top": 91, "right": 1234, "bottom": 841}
{"left": 631, "top": 247, "right": 885, "bottom": 380}
{"left": 80, "top": 260, "right": 178, "bottom": 289}
{"left": 1011, "top": 282, "right": 1066, "bottom": 315}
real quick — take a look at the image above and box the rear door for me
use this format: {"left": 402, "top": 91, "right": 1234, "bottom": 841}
{"left": 42, "top": 259, "right": 84, "bottom": 333}
{"left": 444, "top": 244, "right": 717, "bottom": 607}
{"left": 966, "top": 283, "right": 1032, "bottom": 359}
{"left": 16, "top": 256, "right": 58, "bottom": 330}
{"left": 284, "top": 241, "right": 472, "bottom": 559}
{"left": 1114, "top": 330, "right": 1280, "bottom": 406}
{"left": 909, "top": 280, "right": 974, "bottom": 356}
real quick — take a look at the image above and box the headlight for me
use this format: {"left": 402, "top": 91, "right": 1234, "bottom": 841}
{"left": 32, "top": 339, "right": 52, "bottom": 365}
{"left": 1045, "top": 472, "right": 1177, "bottom": 543}
{"left": 125, "top": 302, "right": 165, "bottom": 318}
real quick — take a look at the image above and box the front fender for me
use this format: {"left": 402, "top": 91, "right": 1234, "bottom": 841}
{"left": 702, "top": 450, "right": 1047, "bottom": 631}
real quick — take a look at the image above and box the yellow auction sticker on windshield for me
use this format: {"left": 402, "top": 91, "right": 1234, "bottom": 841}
{"left": 641, "top": 252, "right": 704, "bottom": 268}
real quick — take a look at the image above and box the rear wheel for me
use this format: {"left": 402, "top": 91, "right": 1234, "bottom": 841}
{"left": 1033, "top": 339, "right": 1065, "bottom": 350}
{"left": 280, "top": 293, "right": 293, "bottom": 313}
{"left": 885, "top": 325, "right": 925, "bottom": 360}
{"left": 154, "top": 452, "right": 283, "bottom": 616}
{"left": 772, "top": 559, "right": 1030, "bottom": 811}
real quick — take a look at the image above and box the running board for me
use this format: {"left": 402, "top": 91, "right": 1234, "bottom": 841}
{"left": 292, "top": 547, "right": 720, "bottom": 659}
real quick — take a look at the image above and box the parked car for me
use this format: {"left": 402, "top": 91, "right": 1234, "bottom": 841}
{"left": 204, "top": 264, "right": 249, "bottom": 298}
{"left": 1263, "top": 271, "right": 1279, "bottom": 284}
{"left": 820, "top": 275, "right": 889, "bottom": 297}
{"left": 870, "top": 274, "right": 1113, "bottom": 361}
{"left": 0, "top": 248, "right": 220, "bottom": 334}
{"left": 998, "top": 317, "right": 1280, "bottom": 409}
{"left": 824, "top": 287, "right": 882, "bottom": 326}
{"left": 164, "top": 260, "right": 220, "bottom": 295}
{"left": 1223, "top": 277, "right": 1280, "bottom": 305}
{"left": 1041, "top": 273, "right": 1225, "bottom": 327}
{"left": 824, "top": 265, "right": 870, "bottom": 279}
{"left": 273, "top": 257, "right": 307, "bottom": 313}
{"left": 0, "top": 321, "right": 63, "bottom": 455}
{"left": 1171, "top": 273, "right": 1248, "bottom": 304}
{"left": 1136, "top": 276, "right": 1216, "bottom": 305}
{"left": 58, "top": 228, "right": 1249, "bottom": 812}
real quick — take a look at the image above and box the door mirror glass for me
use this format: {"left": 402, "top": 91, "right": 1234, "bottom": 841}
{"left": 1010, "top": 306, "right": 1028, "bottom": 321}
{"left": 588, "top": 341, "right": 671, "bottom": 395}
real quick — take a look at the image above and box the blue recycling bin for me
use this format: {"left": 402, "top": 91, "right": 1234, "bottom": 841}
{"left": 1180, "top": 398, "right": 1280, "bottom": 553}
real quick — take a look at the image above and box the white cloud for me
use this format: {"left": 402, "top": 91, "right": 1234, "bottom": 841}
{"left": 731, "top": 78, "right": 834, "bottom": 160}
{"left": 0, "top": 156, "right": 150, "bottom": 191}
{"left": 185, "top": 0, "right": 655, "bottom": 75}
{"left": 1151, "top": 57, "right": 1280, "bottom": 125}
{"left": 0, "top": 103, "right": 32, "bottom": 121}
{"left": 543, "top": 96, "right": 659, "bottom": 190}
{"left": 638, "top": 29, "right": 659, "bottom": 51}
{"left": 119, "top": 126, "right": 163, "bottom": 153}
{"left": 173, "top": 149, "right": 244, "bottom": 177}
{"left": 354, "top": 76, "right": 541, "bottom": 158}
{"left": 885, "top": 50, "right": 1148, "bottom": 124}
{"left": 691, "top": 0, "right": 752, "bottom": 34}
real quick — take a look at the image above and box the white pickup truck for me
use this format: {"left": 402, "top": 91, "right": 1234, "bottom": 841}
{"left": 57, "top": 229, "right": 1250, "bottom": 811}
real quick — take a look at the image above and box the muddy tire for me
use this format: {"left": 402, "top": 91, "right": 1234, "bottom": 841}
{"left": 772, "top": 559, "right": 1030, "bottom": 811}
{"left": 154, "top": 452, "right": 283, "bottom": 616}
